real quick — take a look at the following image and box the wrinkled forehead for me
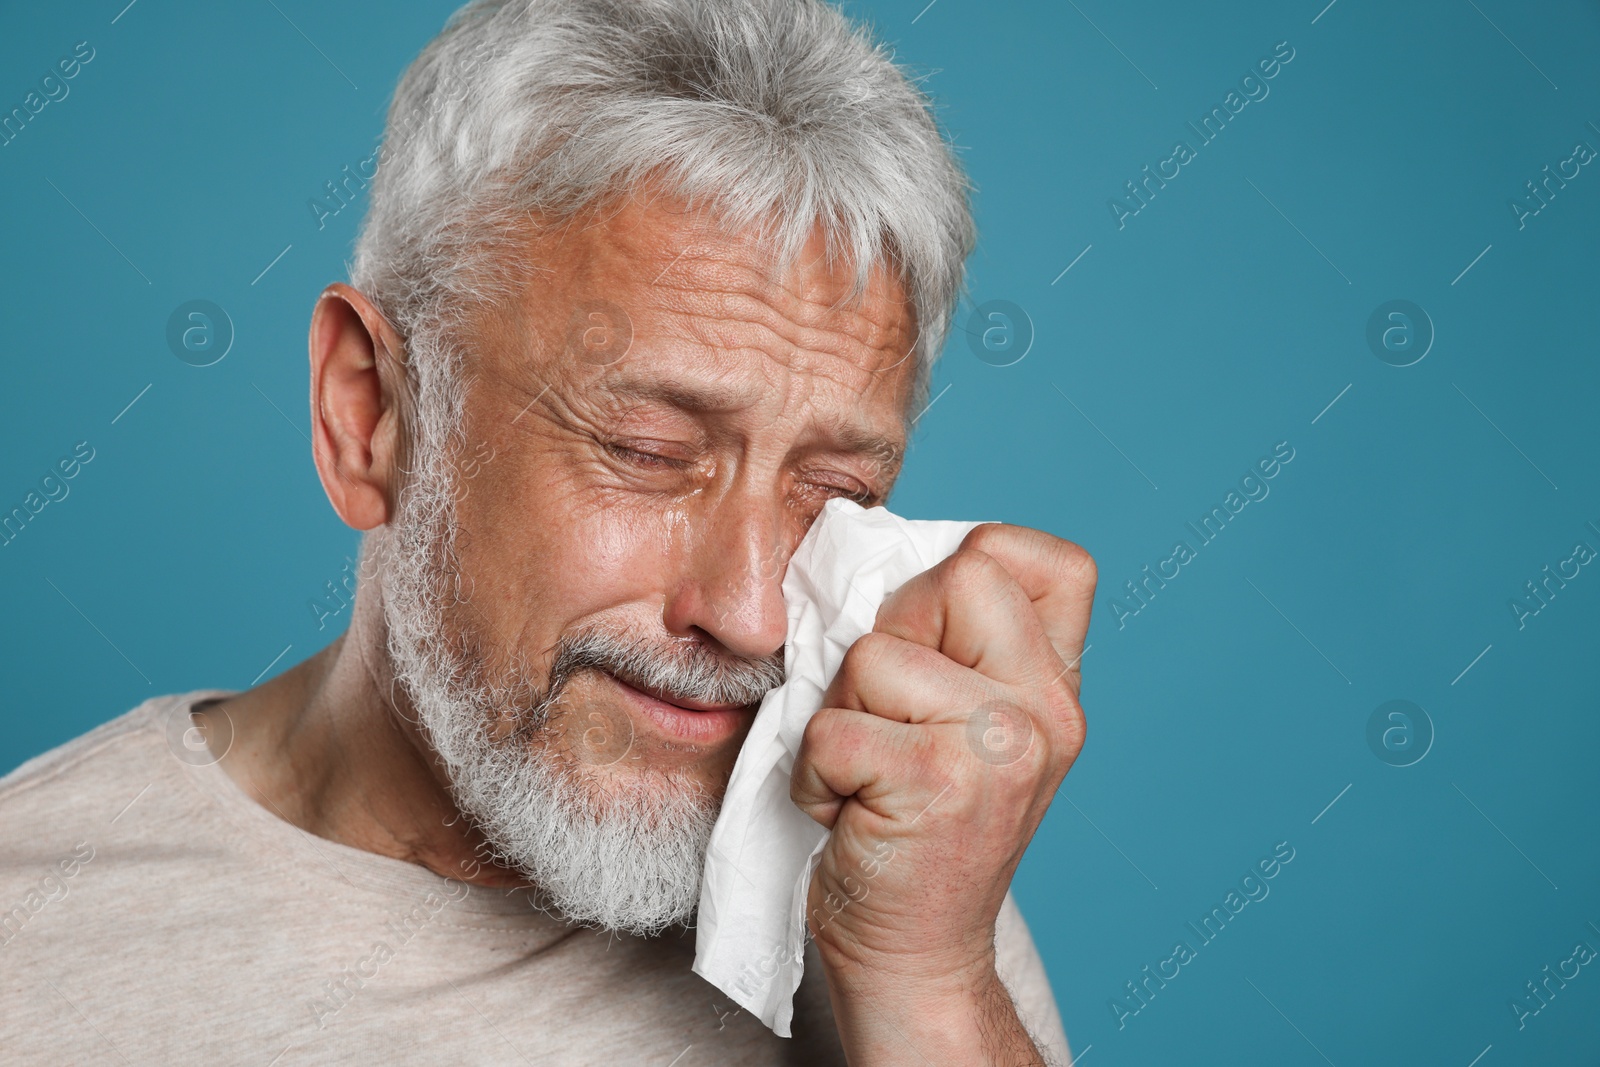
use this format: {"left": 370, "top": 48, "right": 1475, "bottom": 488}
{"left": 472, "top": 192, "right": 922, "bottom": 431}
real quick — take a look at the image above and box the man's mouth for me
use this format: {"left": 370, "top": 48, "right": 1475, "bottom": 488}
{"left": 601, "top": 672, "right": 759, "bottom": 747}
{"left": 625, "top": 678, "right": 755, "bottom": 714}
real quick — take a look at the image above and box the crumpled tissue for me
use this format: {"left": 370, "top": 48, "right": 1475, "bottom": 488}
{"left": 692, "top": 497, "right": 989, "bottom": 1036}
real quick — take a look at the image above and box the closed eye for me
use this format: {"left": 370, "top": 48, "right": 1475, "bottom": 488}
{"left": 807, "top": 478, "right": 874, "bottom": 506}
{"left": 605, "top": 442, "right": 685, "bottom": 470}
{"left": 598, "top": 441, "right": 697, "bottom": 476}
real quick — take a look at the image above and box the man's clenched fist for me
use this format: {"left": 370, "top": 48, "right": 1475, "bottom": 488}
{"left": 791, "top": 522, "right": 1096, "bottom": 1065}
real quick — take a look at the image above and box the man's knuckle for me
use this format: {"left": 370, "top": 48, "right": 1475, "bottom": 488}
{"left": 844, "top": 630, "right": 899, "bottom": 677}
{"left": 1040, "top": 675, "right": 1077, "bottom": 722}
{"left": 1042, "top": 687, "right": 1086, "bottom": 755}
{"left": 961, "top": 521, "right": 1013, "bottom": 556}
{"left": 941, "top": 547, "right": 1007, "bottom": 599}
{"left": 1055, "top": 538, "right": 1097, "bottom": 589}
{"left": 803, "top": 705, "right": 853, "bottom": 750}
{"left": 800, "top": 706, "right": 831, "bottom": 745}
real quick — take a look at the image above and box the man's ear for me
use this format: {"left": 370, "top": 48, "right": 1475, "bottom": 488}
{"left": 308, "top": 283, "right": 408, "bottom": 531}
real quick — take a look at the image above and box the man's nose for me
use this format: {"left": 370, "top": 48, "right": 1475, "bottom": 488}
{"left": 662, "top": 497, "right": 792, "bottom": 661}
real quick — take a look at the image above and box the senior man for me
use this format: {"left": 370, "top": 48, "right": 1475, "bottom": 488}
{"left": 0, "top": 0, "right": 1095, "bottom": 1063}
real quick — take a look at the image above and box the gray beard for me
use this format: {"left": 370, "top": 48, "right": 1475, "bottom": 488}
{"left": 368, "top": 343, "right": 780, "bottom": 935}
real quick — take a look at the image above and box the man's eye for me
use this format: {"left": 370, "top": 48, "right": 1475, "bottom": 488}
{"left": 811, "top": 480, "right": 873, "bottom": 505}
{"left": 605, "top": 442, "right": 682, "bottom": 469}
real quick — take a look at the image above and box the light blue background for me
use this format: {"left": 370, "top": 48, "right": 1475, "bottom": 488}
{"left": 3, "top": 1, "right": 1597, "bottom": 1063}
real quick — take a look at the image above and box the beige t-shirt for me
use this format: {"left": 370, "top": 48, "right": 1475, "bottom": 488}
{"left": 0, "top": 691, "right": 1069, "bottom": 1065}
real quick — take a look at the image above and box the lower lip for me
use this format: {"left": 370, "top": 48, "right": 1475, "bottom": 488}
{"left": 607, "top": 676, "right": 754, "bottom": 746}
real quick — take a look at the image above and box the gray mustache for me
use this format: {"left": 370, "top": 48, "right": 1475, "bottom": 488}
{"left": 546, "top": 628, "right": 785, "bottom": 712}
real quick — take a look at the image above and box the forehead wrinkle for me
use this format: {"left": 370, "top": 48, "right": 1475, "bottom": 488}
{"left": 621, "top": 256, "right": 912, "bottom": 398}
{"left": 654, "top": 254, "right": 912, "bottom": 371}
{"left": 500, "top": 193, "right": 918, "bottom": 434}
{"left": 600, "top": 372, "right": 759, "bottom": 418}
{"left": 633, "top": 273, "right": 917, "bottom": 451}
{"left": 638, "top": 286, "right": 910, "bottom": 419}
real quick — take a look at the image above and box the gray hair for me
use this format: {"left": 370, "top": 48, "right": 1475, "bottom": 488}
{"left": 349, "top": 0, "right": 975, "bottom": 420}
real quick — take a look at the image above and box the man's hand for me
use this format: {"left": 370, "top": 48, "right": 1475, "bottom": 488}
{"left": 791, "top": 523, "right": 1094, "bottom": 1065}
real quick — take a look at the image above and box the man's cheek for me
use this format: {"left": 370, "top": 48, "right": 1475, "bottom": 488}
{"left": 526, "top": 496, "right": 688, "bottom": 634}
{"left": 461, "top": 434, "right": 695, "bottom": 636}
{"left": 584, "top": 496, "right": 689, "bottom": 576}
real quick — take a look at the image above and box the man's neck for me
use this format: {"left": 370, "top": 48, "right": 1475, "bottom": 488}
{"left": 195, "top": 587, "right": 533, "bottom": 889}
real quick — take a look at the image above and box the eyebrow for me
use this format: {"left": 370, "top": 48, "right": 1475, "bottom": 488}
{"left": 602, "top": 375, "right": 905, "bottom": 467}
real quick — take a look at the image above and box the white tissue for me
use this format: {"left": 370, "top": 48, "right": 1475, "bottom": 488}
{"left": 692, "top": 497, "right": 989, "bottom": 1036}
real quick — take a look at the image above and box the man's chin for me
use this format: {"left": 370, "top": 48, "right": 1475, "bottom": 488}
{"left": 420, "top": 723, "right": 717, "bottom": 935}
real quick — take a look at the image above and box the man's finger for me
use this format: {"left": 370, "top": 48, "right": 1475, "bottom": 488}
{"left": 791, "top": 707, "right": 943, "bottom": 828}
{"left": 954, "top": 524, "right": 1096, "bottom": 686}
{"left": 820, "top": 631, "right": 997, "bottom": 724}
{"left": 871, "top": 545, "right": 1062, "bottom": 690}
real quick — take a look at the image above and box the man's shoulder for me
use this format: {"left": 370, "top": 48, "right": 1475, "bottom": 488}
{"left": 0, "top": 690, "right": 226, "bottom": 853}
{"left": 3, "top": 697, "right": 154, "bottom": 795}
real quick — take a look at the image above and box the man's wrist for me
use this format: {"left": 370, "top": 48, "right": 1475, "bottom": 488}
{"left": 818, "top": 945, "right": 1047, "bottom": 1066}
